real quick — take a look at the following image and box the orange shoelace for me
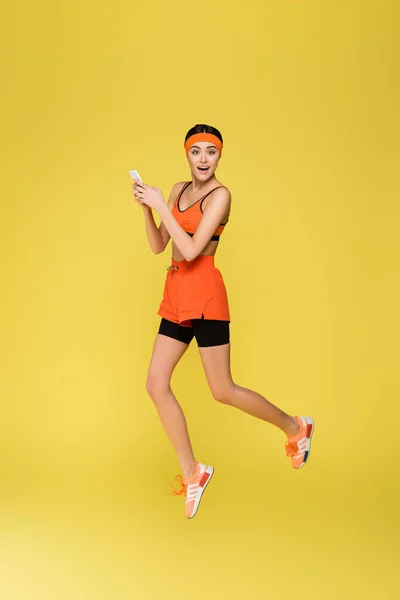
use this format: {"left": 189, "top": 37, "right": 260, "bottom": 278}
{"left": 168, "top": 474, "right": 187, "bottom": 497}
{"left": 285, "top": 441, "right": 298, "bottom": 458}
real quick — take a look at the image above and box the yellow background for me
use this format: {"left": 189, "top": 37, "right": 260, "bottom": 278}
{"left": 1, "top": 0, "right": 399, "bottom": 598}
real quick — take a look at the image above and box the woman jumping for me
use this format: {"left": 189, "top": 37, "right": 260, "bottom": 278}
{"left": 132, "top": 124, "right": 314, "bottom": 519}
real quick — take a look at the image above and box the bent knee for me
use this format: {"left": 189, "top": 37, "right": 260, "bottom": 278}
{"left": 211, "top": 384, "right": 235, "bottom": 404}
{"left": 146, "top": 373, "right": 171, "bottom": 401}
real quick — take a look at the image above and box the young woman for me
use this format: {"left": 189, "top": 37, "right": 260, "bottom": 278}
{"left": 132, "top": 124, "right": 314, "bottom": 519}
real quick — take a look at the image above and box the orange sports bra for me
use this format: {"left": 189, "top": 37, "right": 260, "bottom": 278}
{"left": 172, "top": 181, "right": 228, "bottom": 241}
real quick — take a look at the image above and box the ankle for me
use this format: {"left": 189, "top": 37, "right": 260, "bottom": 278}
{"left": 182, "top": 462, "right": 197, "bottom": 480}
{"left": 285, "top": 416, "right": 300, "bottom": 438}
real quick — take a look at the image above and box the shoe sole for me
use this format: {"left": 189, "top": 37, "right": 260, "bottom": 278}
{"left": 297, "top": 417, "right": 315, "bottom": 469}
{"left": 187, "top": 466, "right": 214, "bottom": 519}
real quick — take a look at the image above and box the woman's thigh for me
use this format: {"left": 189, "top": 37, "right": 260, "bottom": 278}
{"left": 191, "top": 318, "right": 230, "bottom": 348}
{"left": 146, "top": 331, "right": 190, "bottom": 397}
{"left": 198, "top": 342, "right": 234, "bottom": 402}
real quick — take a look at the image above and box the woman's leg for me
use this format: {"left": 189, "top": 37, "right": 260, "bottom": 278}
{"left": 198, "top": 343, "right": 299, "bottom": 437}
{"left": 146, "top": 333, "right": 197, "bottom": 478}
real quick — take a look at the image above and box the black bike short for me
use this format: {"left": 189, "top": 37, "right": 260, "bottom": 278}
{"left": 158, "top": 317, "right": 230, "bottom": 348}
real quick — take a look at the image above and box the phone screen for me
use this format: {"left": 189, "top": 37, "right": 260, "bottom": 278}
{"left": 129, "top": 170, "right": 142, "bottom": 181}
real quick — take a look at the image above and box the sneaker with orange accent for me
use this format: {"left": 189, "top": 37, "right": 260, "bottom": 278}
{"left": 285, "top": 416, "right": 315, "bottom": 469}
{"left": 169, "top": 462, "right": 214, "bottom": 519}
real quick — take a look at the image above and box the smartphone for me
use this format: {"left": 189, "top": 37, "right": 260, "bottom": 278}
{"left": 129, "top": 169, "right": 142, "bottom": 181}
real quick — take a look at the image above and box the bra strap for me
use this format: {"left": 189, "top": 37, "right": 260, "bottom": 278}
{"left": 199, "top": 186, "right": 226, "bottom": 212}
{"left": 174, "top": 181, "right": 191, "bottom": 206}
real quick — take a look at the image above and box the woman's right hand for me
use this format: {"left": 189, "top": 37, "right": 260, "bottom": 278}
{"left": 132, "top": 181, "right": 151, "bottom": 211}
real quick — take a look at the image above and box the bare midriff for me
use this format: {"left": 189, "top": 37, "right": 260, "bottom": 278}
{"left": 172, "top": 239, "right": 219, "bottom": 262}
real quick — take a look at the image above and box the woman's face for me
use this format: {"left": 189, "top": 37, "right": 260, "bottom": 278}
{"left": 186, "top": 142, "right": 221, "bottom": 181}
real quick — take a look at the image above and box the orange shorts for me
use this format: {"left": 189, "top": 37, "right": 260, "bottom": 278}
{"left": 157, "top": 255, "right": 230, "bottom": 327}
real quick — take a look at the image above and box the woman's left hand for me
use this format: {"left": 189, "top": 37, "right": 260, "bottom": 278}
{"left": 133, "top": 181, "right": 165, "bottom": 211}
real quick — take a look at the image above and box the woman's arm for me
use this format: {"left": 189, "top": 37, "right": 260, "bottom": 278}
{"left": 157, "top": 187, "right": 231, "bottom": 261}
{"left": 134, "top": 181, "right": 231, "bottom": 261}
{"left": 134, "top": 182, "right": 185, "bottom": 254}
{"left": 141, "top": 207, "right": 163, "bottom": 254}
{"left": 157, "top": 182, "right": 186, "bottom": 251}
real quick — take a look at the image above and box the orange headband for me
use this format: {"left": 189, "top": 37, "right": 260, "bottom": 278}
{"left": 184, "top": 133, "right": 223, "bottom": 154}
